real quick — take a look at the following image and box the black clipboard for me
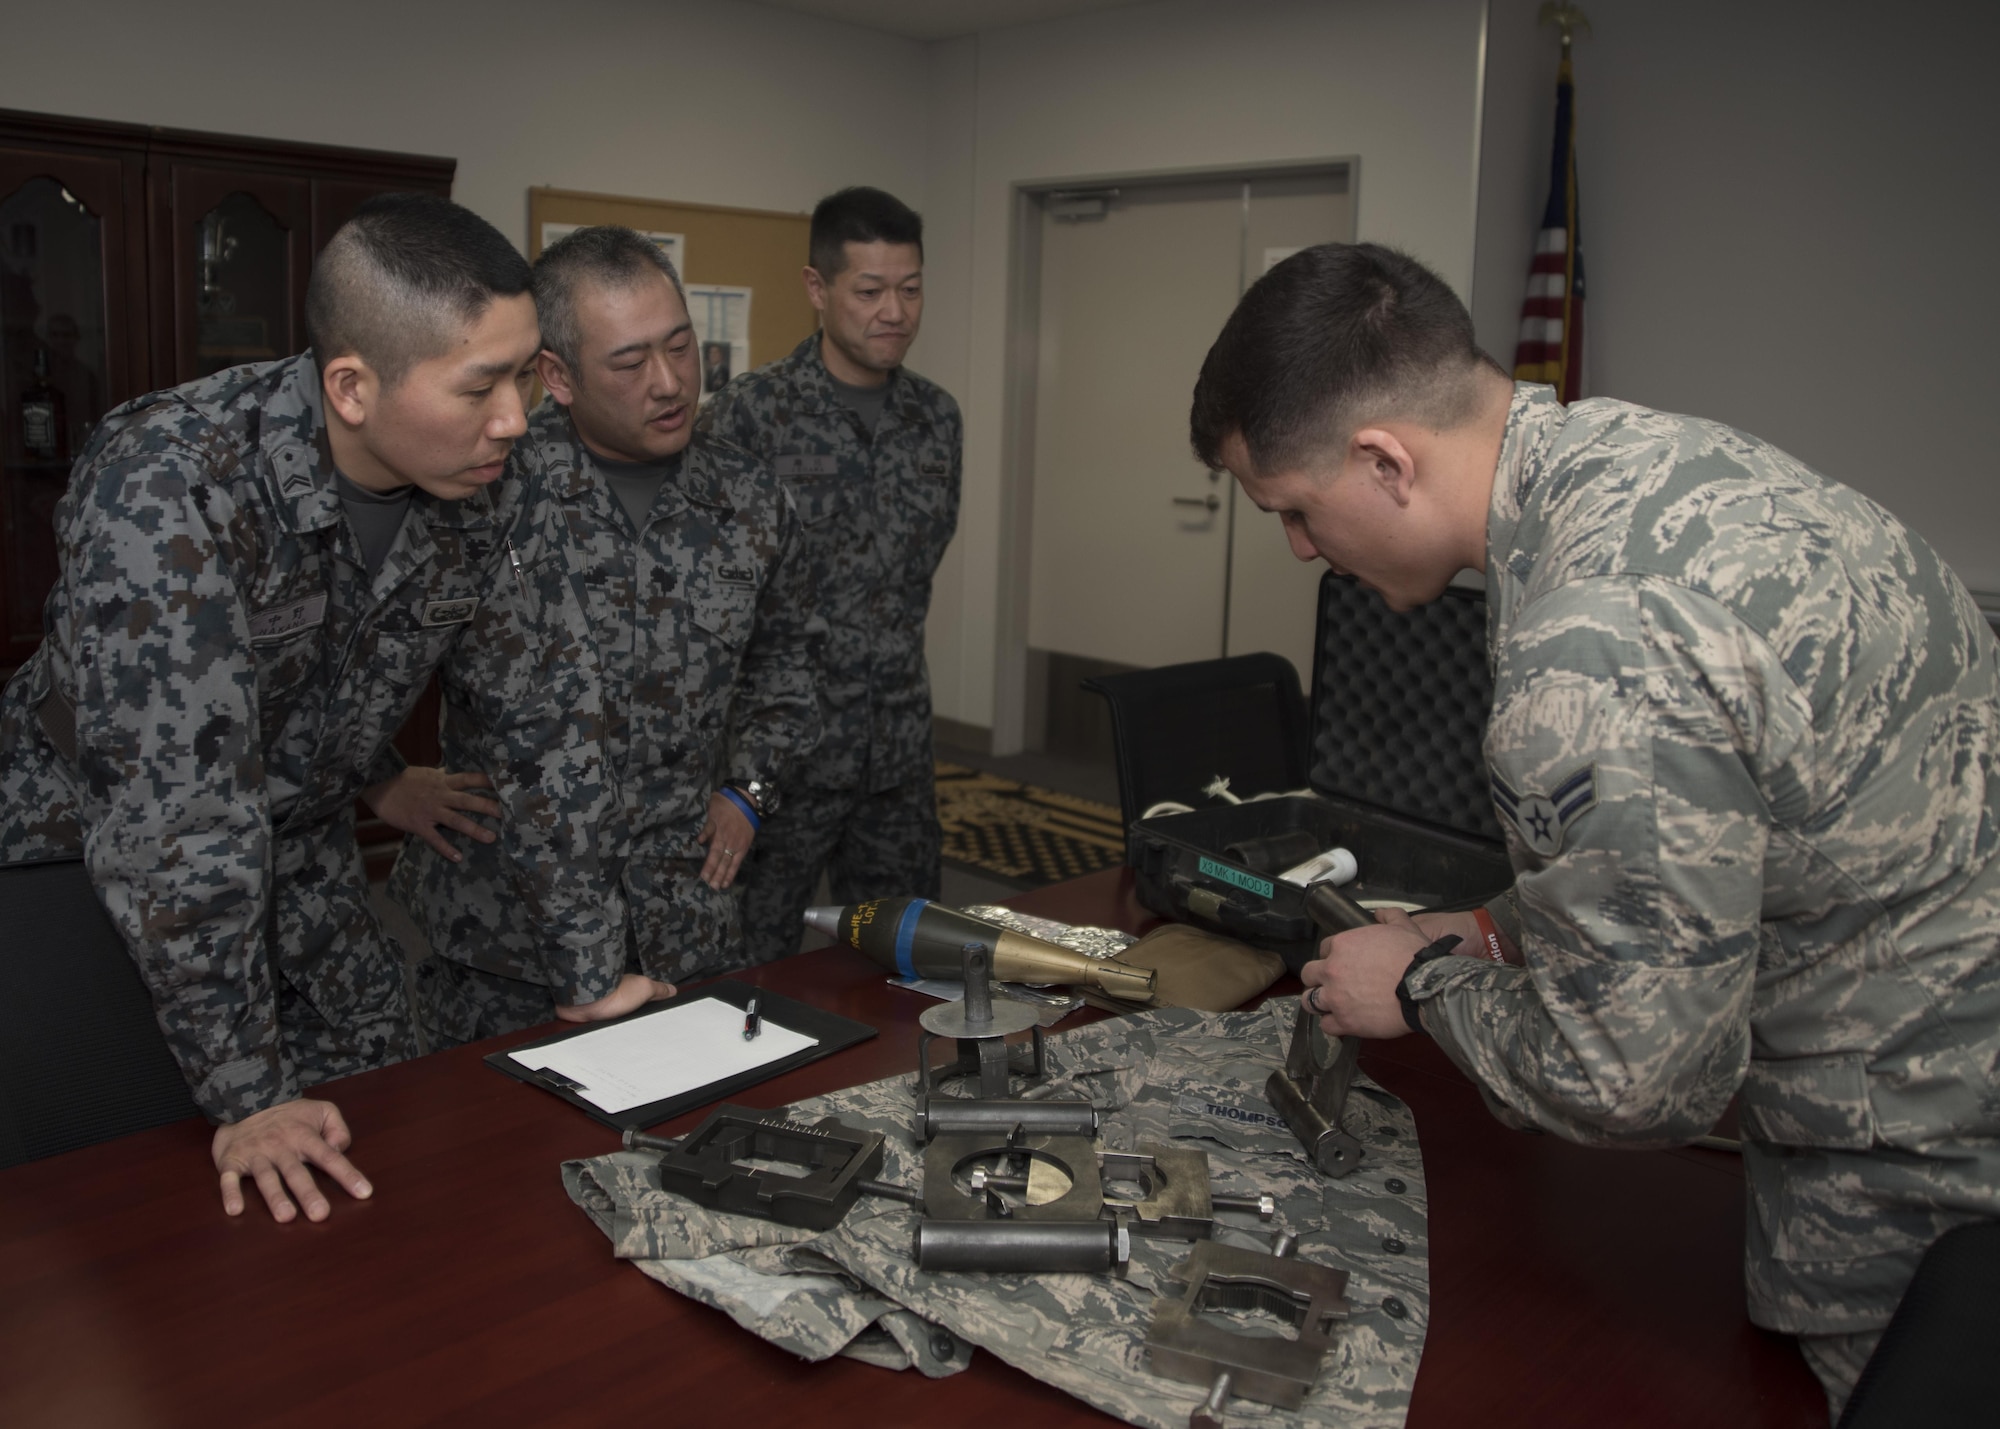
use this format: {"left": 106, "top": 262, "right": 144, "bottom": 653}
{"left": 483, "top": 979, "right": 876, "bottom": 1131}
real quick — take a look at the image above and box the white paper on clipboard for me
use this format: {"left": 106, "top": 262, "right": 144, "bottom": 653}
{"left": 507, "top": 998, "right": 817, "bottom": 1114}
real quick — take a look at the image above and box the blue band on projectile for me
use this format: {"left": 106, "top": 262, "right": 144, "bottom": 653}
{"left": 894, "top": 898, "right": 930, "bottom": 980}
{"left": 718, "top": 786, "right": 762, "bottom": 832}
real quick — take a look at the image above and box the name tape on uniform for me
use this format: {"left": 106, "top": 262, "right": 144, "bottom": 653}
{"left": 248, "top": 592, "right": 328, "bottom": 644}
{"left": 774, "top": 453, "right": 839, "bottom": 479}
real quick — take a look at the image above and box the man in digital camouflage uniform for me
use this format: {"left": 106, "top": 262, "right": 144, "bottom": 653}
{"left": 1191, "top": 242, "right": 2000, "bottom": 1420}
{"left": 388, "top": 226, "right": 820, "bottom": 1040}
{"left": 0, "top": 195, "right": 633, "bottom": 1225}
{"left": 700, "top": 187, "right": 961, "bottom": 964}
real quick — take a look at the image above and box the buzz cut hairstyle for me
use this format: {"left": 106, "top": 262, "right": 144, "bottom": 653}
{"left": 304, "top": 193, "right": 532, "bottom": 388}
{"left": 532, "top": 225, "right": 686, "bottom": 379}
{"left": 809, "top": 187, "right": 924, "bottom": 279}
{"left": 1189, "top": 243, "right": 1504, "bottom": 478}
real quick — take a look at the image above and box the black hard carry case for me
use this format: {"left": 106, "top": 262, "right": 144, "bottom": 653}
{"left": 1086, "top": 574, "right": 1513, "bottom": 969}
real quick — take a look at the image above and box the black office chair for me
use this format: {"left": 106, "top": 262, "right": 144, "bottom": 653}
{"left": 1836, "top": 1219, "right": 2000, "bottom": 1428}
{"left": 1082, "top": 651, "right": 1311, "bottom": 856}
{"left": 0, "top": 856, "right": 200, "bottom": 1169}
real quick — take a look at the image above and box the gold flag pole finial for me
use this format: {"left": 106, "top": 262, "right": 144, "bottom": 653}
{"left": 1537, "top": 1, "right": 1592, "bottom": 50}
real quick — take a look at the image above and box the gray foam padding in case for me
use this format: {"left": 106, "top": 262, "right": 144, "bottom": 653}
{"left": 1310, "top": 574, "right": 1502, "bottom": 843}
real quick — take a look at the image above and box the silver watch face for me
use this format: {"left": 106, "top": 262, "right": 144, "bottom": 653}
{"left": 743, "top": 779, "right": 776, "bottom": 815}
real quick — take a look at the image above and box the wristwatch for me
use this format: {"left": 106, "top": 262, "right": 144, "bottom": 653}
{"left": 1395, "top": 935, "right": 1463, "bottom": 1034}
{"left": 728, "top": 778, "right": 778, "bottom": 817}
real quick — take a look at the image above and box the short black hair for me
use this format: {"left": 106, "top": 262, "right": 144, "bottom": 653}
{"left": 532, "top": 225, "right": 685, "bottom": 379}
{"left": 809, "top": 187, "right": 924, "bottom": 278}
{"left": 305, "top": 193, "right": 531, "bottom": 387}
{"left": 1189, "top": 243, "right": 1501, "bottom": 475}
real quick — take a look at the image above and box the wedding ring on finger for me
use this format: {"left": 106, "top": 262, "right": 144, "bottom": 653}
{"left": 1306, "top": 985, "right": 1325, "bottom": 1015}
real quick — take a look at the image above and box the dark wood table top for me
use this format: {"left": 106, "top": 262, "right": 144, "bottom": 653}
{"left": 0, "top": 869, "right": 1825, "bottom": 1427}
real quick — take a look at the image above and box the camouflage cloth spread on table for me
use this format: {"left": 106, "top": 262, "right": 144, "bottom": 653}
{"left": 561, "top": 1001, "right": 1429, "bottom": 1429}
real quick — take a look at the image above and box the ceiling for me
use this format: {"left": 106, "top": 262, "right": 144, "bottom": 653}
{"left": 747, "top": 0, "right": 1151, "bottom": 41}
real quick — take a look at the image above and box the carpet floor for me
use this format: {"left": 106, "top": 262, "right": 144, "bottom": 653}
{"left": 933, "top": 761, "right": 1127, "bottom": 887}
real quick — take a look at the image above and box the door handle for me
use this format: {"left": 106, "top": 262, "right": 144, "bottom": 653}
{"left": 1172, "top": 494, "right": 1221, "bottom": 513}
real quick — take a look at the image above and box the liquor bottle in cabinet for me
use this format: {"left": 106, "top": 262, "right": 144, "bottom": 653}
{"left": 18, "top": 346, "right": 67, "bottom": 463}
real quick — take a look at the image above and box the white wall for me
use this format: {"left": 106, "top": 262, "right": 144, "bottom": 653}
{"left": 0, "top": 0, "right": 930, "bottom": 256}
{"left": 923, "top": 0, "right": 1492, "bottom": 739}
{"left": 1474, "top": 0, "right": 2000, "bottom": 595}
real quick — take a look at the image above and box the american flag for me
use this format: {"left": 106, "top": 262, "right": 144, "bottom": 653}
{"left": 1513, "top": 52, "right": 1584, "bottom": 401}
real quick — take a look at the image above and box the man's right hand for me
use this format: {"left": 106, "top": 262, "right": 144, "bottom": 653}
{"left": 212, "top": 1098, "right": 371, "bottom": 1224}
{"left": 555, "top": 972, "right": 677, "bottom": 1023}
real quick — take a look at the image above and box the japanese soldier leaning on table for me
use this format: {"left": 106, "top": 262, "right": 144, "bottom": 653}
{"left": 384, "top": 225, "right": 820, "bottom": 1041}
{"left": 1189, "top": 241, "right": 2000, "bottom": 1422}
{"left": 0, "top": 194, "right": 625, "bottom": 1227}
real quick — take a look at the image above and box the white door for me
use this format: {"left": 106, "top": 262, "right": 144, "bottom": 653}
{"left": 1026, "top": 170, "right": 1353, "bottom": 685}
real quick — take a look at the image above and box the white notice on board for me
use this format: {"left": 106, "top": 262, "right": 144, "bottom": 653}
{"left": 508, "top": 998, "right": 816, "bottom": 1114}
{"left": 685, "top": 283, "right": 752, "bottom": 402}
{"left": 541, "top": 223, "right": 686, "bottom": 278}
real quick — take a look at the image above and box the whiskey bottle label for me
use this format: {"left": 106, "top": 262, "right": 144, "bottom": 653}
{"left": 22, "top": 399, "right": 57, "bottom": 457}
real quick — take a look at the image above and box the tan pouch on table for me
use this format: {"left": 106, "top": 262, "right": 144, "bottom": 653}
{"left": 1079, "top": 922, "right": 1285, "bottom": 1015}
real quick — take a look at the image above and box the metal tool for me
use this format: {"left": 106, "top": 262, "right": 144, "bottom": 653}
{"left": 913, "top": 1094, "right": 1100, "bottom": 1142}
{"left": 1146, "top": 1228, "right": 1352, "bottom": 1427}
{"left": 913, "top": 1218, "right": 1131, "bottom": 1273}
{"left": 915, "top": 942, "right": 1049, "bottom": 1099}
{"left": 1264, "top": 880, "right": 1375, "bottom": 1177}
{"left": 912, "top": 1123, "right": 1130, "bottom": 1274}
{"left": 1100, "top": 1143, "right": 1275, "bottom": 1240}
{"left": 626, "top": 1105, "right": 885, "bottom": 1231}
{"left": 924, "top": 1126, "right": 1103, "bottom": 1222}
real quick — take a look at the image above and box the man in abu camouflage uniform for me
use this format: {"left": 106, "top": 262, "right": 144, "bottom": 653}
{"left": 699, "top": 187, "right": 961, "bottom": 965}
{"left": 1190, "top": 242, "right": 2000, "bottom": 1419}
{"left": 388, "top": 226, "right": 820, "bottom": 1040}
{"left": 0, "top": 195, "right": 606, "bottom": 1225}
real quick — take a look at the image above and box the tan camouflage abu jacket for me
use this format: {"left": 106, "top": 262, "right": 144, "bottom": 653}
{"left": 1403, "top": 382, "right": 2000, "bottom": 1334}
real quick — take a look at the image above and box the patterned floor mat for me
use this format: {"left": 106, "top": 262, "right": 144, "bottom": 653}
{"left": 934, "top": 761, "right": 1127, "bottom": 886}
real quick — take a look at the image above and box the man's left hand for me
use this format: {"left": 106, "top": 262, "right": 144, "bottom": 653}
{"left": 1299, "top": 907, "right": 1433, "bottom": 1040}
{"left": 362, "top": 766, "right": 500, "bottom": 862}
{"left": 698, "top": 791, "right": 756, "bottom": 890}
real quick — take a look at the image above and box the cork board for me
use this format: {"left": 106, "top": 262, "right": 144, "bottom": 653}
{"left": 527, "top": 187, "right": 817, "bottom": 372}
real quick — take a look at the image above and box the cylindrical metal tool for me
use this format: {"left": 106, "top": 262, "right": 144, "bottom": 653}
{"left": 913, "top": 1219, "right": 1130, "bottom": 1274}
{"left": 856, "top": 1178, "right": 924, "bottom": 1207}
{"left": 1302, "top": 881, "right": 1374, "bottom": 935}
{"left": 805, "top": 898, "right": 1157, "bottom": 1003}
{"left": 914, "top": 1095, "right": 1101, "bottom": 1141}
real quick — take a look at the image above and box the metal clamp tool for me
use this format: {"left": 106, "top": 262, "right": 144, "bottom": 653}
{"left": 1146, "top": 1229, "right": 1352, "bottom": 1428}
{"left": 625, "top": 1105, "right": 886, "bottom": 1231}
{"left": 913, "top": 1123, "right": 1126, "bottom": 1273}
{"left": 1264, "top": 881, "right": 1375, "bottom": 1177}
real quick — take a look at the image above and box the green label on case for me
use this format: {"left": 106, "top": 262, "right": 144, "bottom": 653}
{"left": 1198, "top": 856, "right": 1273, "bottom": 900}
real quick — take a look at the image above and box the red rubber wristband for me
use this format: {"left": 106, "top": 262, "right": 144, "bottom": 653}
{"left": 1471, "top": 907, "right": 1507, "bottom": 963}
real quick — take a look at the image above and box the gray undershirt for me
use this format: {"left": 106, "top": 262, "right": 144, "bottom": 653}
{"left": 334, "top": 471, "right": 414, "bottom": 578}
{"left": 592, "top": 451, "right": 680, "bottom": 532}
{"left": 829, "top": 371, "right": 892, "bottom": 435}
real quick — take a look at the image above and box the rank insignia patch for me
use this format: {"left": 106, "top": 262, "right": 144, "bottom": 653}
{"left": 717, "top": 563, "right": 758, "bottom": 587}
{"left": 1490, "top": 764, "right": 1597, "bottom": 858}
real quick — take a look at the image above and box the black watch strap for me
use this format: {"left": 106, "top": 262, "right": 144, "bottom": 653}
{"left": 1396, "top": 935, "right": 1463, "bottom": 1034}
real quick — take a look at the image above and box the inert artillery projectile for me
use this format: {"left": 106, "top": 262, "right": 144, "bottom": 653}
{"left": 804, "top": 898, "right": 1156, "bottom": 1003}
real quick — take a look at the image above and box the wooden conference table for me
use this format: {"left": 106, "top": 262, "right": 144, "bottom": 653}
{"left": 0, "top": 868, "right": 1826, "bottom": 1427}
